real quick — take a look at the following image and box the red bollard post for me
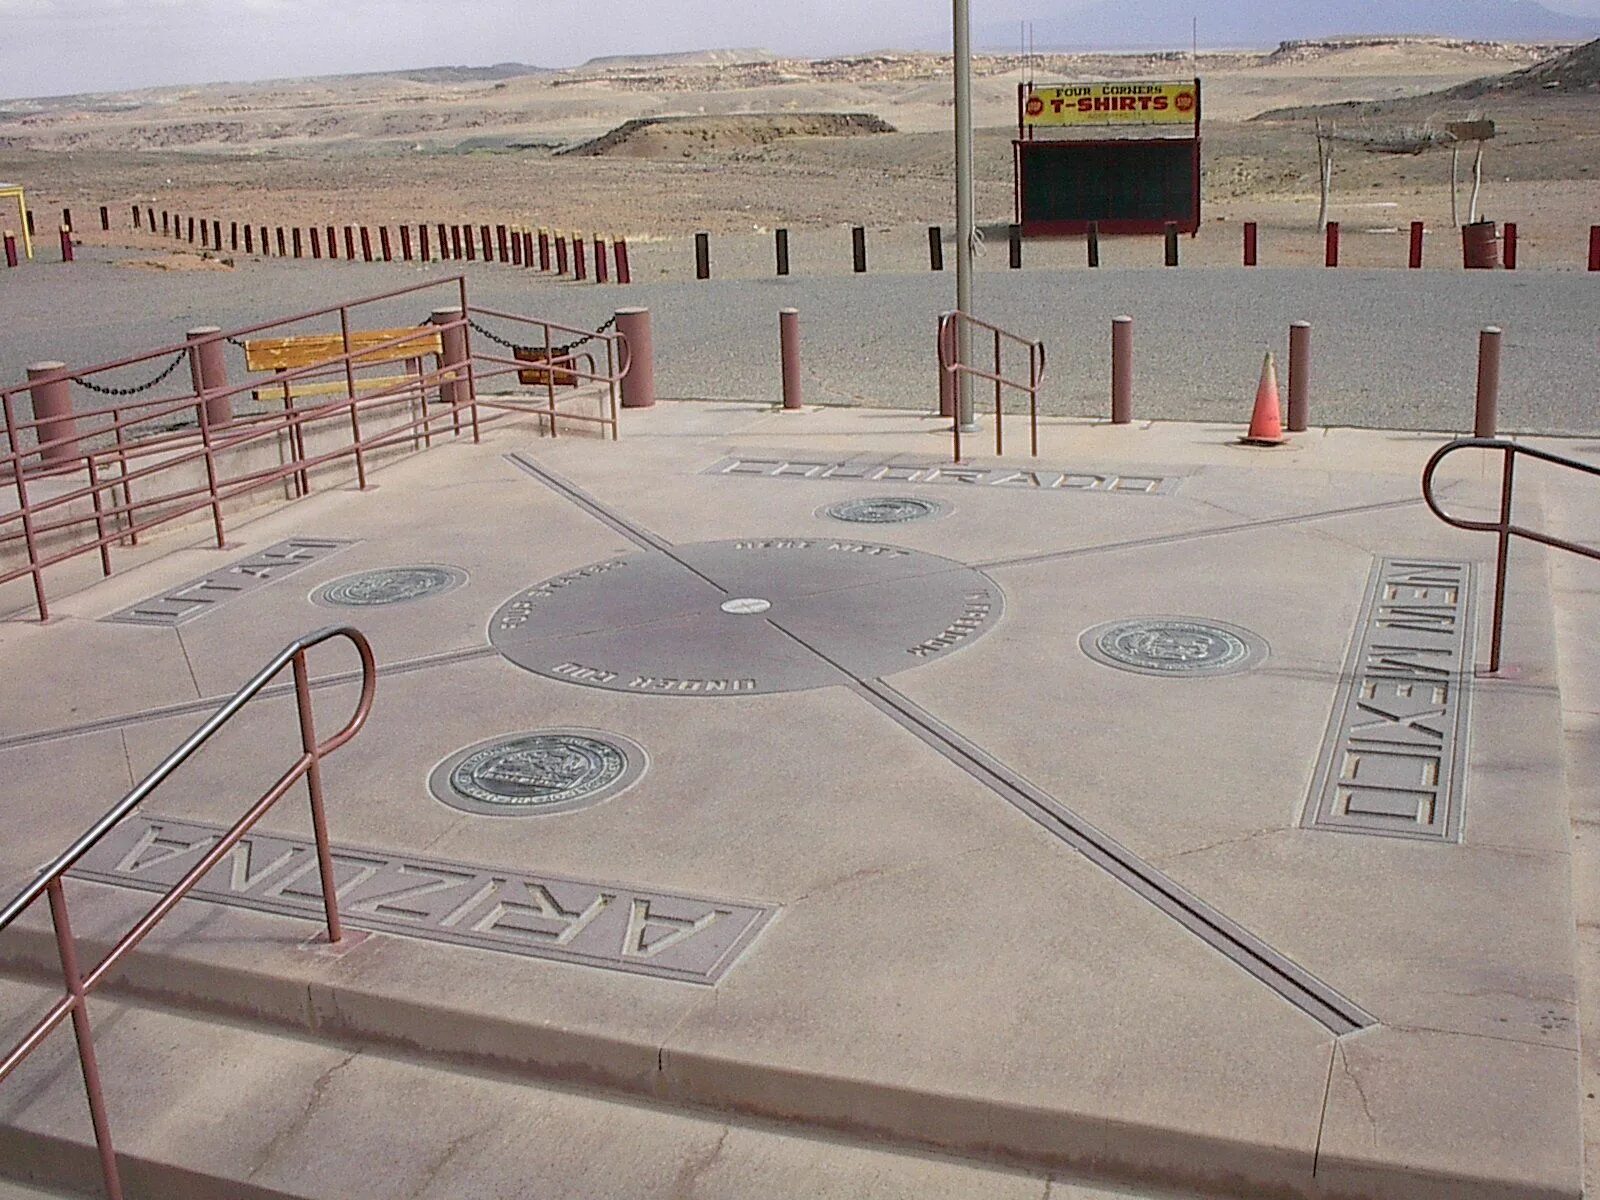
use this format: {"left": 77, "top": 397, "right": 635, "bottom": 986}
{"left": 258, "top": 225, "right": 269, "bottom": 255}
{"left": 344, "top": 226, "right": 357, "bottom": 261}
{"left": 230, "top": 221, "right": 238, "bottom": 251}
{"left": 555, "top": 234, "right": 568, "bottom": 275}
{"left": 1243, "top": 221, "right": 1258, "bottom": 266}
{"left": 379, "top": 226, "right": 392, "bottom": 262}
{"left": 594, "top": 236, "right": 609, "bottom": 283}
{"left": 311, "top": 226, "right": 322, "bottom": 259}
{"left": 1503, "top": 222, "right": 1518, "bottom": 270}
{"left": 243, "top": 225, "right": 254, "bottom": 254}
{"left": 162, "top": 211, "right": 170, "bottom": 235}
{"left": 779, "top": 308, "right": 803, "bottom": 411}
{"left": 614, "top": 237, "right": 630, "bottom": 284}
{"left": 574, "top": 235, "right": 587, "bottom": 281}
{"left": 1475, "top": 327, "right": 1502, "bottom": 438}
{"left": 538, "top": 229, "right": 551, "bottom": 271}
{"left": 1288, "top": 321, "right": 1311, "bottom": 433}
{"left": 1324, "top": 221, "right": 1340, "bottom": 267}
{"left": 276, "top": 227, "right": 287, "bottom": 257}
{"left": 27, "top": 363, "right": 78, "bottom": 463}
{"left": 510, "top": 228, "right": 522, "bottom": 265}
{"left": 464, "top": 226, "right": 476, "bottom": 261}
{"left": 3, "top": 231, "right": 15, "bottom": 268}
{"left": 187, "top": 326, "right": 233, "bottom": 428}
{"left": 480, "top": 224, "right": 492, "bottom": 261}
{"left": 1409, "top": 221, "right": 1424, "bottom": 269}
{"left": 200, "top": 220, "right": 210, "bottom": 249}
{"left": 497, "top": 224, "right": 509, "bottom": 262}
{"left": 523, "top": 230, "right": 535, "bottom": 269}
{"left": 187, "top": 216, "right": 196, "bottom": 243}
{"left": 1111, "top": 316, "right": 1134, "bottom": 424}
{"left": 58, "top": 225, "right": 73, "bottom": 263}
{"left": 1588, "top": 226, "right": 1599, "bottom": 272}
{"left": 418, "top": 225, "right": 429, "bottom": 262}
{"left": 132, "top": 205, "right": 142, "bottom": 229}
{"left": 99, "top": 206, "right": 109, "bottom": 231}
{"left": 212, "top": 219, "right": 221, "bottom": 249}
{"left": 614, "top": 307, "right": 655, "bottom": 409}
{"left": 436, "top": 223, "right": 448, "bottom": 259}
{"left": 292, "top": 227, "right": 302, "bottom": 258}
{"left": 448, "top": 225, "right": 460, "bottom": 260}
{"left": 430, "top": 307, "right": 471, "bottom": 410}
{"left": 359, "top": 226, "right": 373, "bottom": 262}
{"left": 400, "top": 225, "right": 412, "bottom": 261}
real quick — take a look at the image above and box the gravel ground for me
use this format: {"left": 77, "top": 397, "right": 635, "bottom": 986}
{"left": 2, "top": 245, "right": 1597, "bottom": 435}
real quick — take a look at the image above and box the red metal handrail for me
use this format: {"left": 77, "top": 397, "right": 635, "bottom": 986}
{"left": 465, "top": 306, "right": 630, "bottom": 442}
{"left": 2, "top": 281, "right": 631, "bottom": 621}
{"left": 937, "top": 310, "right": 1046, "bottom": 462}
{"left": 1422, "top": 437, "right": 1600, "bottom": 673}
{"left": 0, "top": 626, "right": 377, "bottom": 1200}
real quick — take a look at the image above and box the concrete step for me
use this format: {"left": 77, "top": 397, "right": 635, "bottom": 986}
{"left": 0, "top": 976, "right": 1169, "bottom": 1200}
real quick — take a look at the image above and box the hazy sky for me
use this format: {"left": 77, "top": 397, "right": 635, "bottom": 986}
{"left": 3, "top": 0, "right": 1599, "bottom": 100}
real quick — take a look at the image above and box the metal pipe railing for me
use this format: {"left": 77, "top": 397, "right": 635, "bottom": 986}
{"left": 937, "top": 310, "right": 1045, "bottom": 462}
{"left": 0, "top": 625, "right": 377, "bottom": 1200}
{"left": 1422, "top": 437, "right": 1600, "bottom": 673}
{"left": 0, "top": 280, "right": 634, "bottom": 620}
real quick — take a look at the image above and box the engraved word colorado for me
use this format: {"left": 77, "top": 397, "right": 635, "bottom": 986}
{"left": 73, "top": 816, "right": 776, "bottom": 983}
{"left": 704, "top": 455, "right": 1176, "bottom": 495}
{"left": 1304, "top": 558, "right": 1476, "bottom": 842}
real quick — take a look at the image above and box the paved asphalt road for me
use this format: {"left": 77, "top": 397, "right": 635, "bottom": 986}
{"left": 2, "top": 247, "right": 1596, "bottom": 435}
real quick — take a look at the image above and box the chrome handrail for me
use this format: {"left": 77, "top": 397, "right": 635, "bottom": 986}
{"left": 1422, "top": 437, "right": 1600, "bottom": 673}
{"left": 0, "top": 625, "right": 377, "bottom": 1200}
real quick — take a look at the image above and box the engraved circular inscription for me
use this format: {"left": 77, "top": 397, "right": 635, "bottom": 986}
{"left": 821, "top": 496, "right": 947, "bottom": 525}
{"left": 429, "top": 729, "right": 647, "bottom": 818}
{"left": 1080, "top": 617, "right": 1267, "bottom": 678}
{"left": 489, "top": 539, "right": 1002, "bottom": 696}
{"left": 313, "top": 565, "right": 466, "bottom": 608}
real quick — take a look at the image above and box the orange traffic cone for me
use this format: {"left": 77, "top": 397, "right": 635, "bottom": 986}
{"left": 1240, "top": 351, "right": 1287, "bottom": 446}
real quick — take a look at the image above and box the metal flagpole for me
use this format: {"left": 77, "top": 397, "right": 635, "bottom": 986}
{"left": 953, "top": 0, "right": 976, "bottom": 434}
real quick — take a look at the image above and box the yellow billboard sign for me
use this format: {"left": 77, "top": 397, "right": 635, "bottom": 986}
{"left": 1024, "top": 81, "right": 1199, "bottom": 128}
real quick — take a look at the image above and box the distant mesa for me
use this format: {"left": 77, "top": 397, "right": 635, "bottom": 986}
{"left": 974, "top": 0, "right": 1599, "bottom": 50}
{"left": 1253, "top": 35, "right": 1600, "bottom": 121}
{"left": 559, "top": 112, "right": 896, "bottom": 158}
{"left": 572, "top": 49, "right": 778, "bottom": 72}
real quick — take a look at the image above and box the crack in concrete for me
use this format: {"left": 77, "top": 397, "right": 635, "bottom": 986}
{"left": 1155, "top": 826, "right": 1283, "bottom": 864}
{"left": 405, "top": 1122, "right": 492, "bottom": 1199}
{"left": 785, "top": 839, "right": 1010, "bottom": 908}
{"left": 1334, "top": 1043, "right": 1379, "bottom": 1149}
{"left": 973, "top": 495, "right": 1427, "bottom": 572}
{"left": 1385, "top": 1019, "right": 1579, "bottom": 1053}
{"left": 669, "top": 1125, "right": 731, "bottom": 1199}
{"left": 244, "top": 1048, "right": 360, "bottom": 1182}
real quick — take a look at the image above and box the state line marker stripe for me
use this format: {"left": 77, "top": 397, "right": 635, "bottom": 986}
{"left": 509, "top": 451, "right": 1376, "bottom": 1032}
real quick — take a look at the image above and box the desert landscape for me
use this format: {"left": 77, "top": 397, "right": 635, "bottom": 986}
{"left": 2, "top": 36, "right": 1597, "bottom": 272}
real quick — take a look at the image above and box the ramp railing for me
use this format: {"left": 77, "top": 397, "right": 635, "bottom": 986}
{"left": 1, "top": 278, "right": 631, "bottom": 621}
{"left": 1422, "top": 437, "right": 1600, "bottom": 673}
{"left": 0, "top": 625, "right": 376, "bottom": 1200}
{"left": 937, "top": 310, "right": 1046, "bottom": 462}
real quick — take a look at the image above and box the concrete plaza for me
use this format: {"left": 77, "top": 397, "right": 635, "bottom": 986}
{"left": 0, "top": 396, "right": 1595, "bottom": 1199}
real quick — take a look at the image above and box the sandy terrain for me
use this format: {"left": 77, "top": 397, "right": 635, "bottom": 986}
{"left": 0, "top": 37, "right": 1594, "bottom": 273}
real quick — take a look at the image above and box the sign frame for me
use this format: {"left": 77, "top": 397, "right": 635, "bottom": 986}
{"left": 1012, "top": 78, "right": 1203, "bottom": 238}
